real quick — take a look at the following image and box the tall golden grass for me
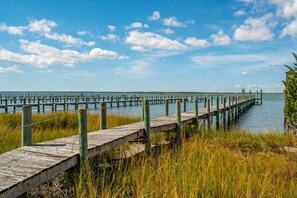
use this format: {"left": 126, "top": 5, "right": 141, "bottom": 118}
{"left": 74, "top": 129, "right": 297, "bottom": 197}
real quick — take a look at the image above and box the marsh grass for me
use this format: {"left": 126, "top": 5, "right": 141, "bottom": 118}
{"left": 73, "top": 128, "right": 297, "bottom": 198}
{"left": 0, "top": 111, "right": 140, "bottom": 154}
{"left": 2, "top": 113, "right": 297, "bottom": 197}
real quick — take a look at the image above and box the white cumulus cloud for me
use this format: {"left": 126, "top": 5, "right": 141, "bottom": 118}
{"left": 149, "top": 11, "right": 160, "bottom": 21}
{"left": 234, "top": 9, "right": 246, "bottom": 17}
{"left": 77, "top": 31, "right": 88, "bottom": 35}
{"left": 0, "top": 66, "right": 23, "bottom": 73}
{"left": 125, "top": 31, "right": 187, "bottom": 50}
{"left": 280, "top": 19, "right": 297, "bottom": 37}
{"left": 107, "top": 25, "right": 116, "bottom": 32}
{"left": 28, "top": 19, "right": 95, "bottom": 47}
{"left": 184, "top": 37, "right": 210, "bottom": 47}
{"left": 210, "top": 30, "right": 232, "bottom": 45}
{"left": 163, "top": 16, "right": 186, "bottom": 27}
{"left": 161, "top": 28, "right": 175, "bottom": 34}
{"left": 125, "top": 22, "right": 149, "bottom": 29}
{"left": 233, "top": 14, "right": 274, "bottom": 41}
{"left": 100, "top": 34, "right": 120, "bottom": 42}
{"left": 130, "top": 45, "right": 147, "bottom": 52}
{"left": 271, "top": 0, "right": 297, "bottom": 19}
{"left": 0, "top": 23, "right": 27, "bottom": 35}
{"left": 0, "top": 39, "right": 121, "bottom": 68}
{"left": 28, "top": 19, "right": 56, "bottom": 34}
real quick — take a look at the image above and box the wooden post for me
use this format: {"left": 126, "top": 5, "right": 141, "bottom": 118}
{"left": 207, "top": 98, "right": 211, "bottom": 129}
{"left": 204, "top": 97, "right": 207, "bottom": 108}
{"left": 28, "top": 94, "right": 31, "bottom": 104}
{"left": 61, "top": 97, "right": 65, "bottom": 110}
{"left": 235, "top": 97, "right": 238, "bottom": 120}
{"left": 78, "top": 108, "right": 88, "bottom": 166}
{"left": 51, "top": 98, "right": 54, "bottom": 112}
{"left": 100, "top": 102, "right": 106, "bottom": 130}
{"left": 223, "top": 97, "right": 226, "bottom": 130}
{"left": 194, "top": 98, "right": 199, "bottom": 124}
{"left": 37, "top": 98, "right": 40, "bottom": 113}
{"left": 75, "top": 98, "right": 78, "bottom": 110}
{"left": 4, "top": 98, "right": 8, "bottom": 113}
{"left": 260, "top": 89, "right": 263, "bottom": 105}
{"left": 182, "top": 98, "right": 186, "bottom": 112}
{"left": 164, "top": 99, "right": 169, "bottom": 116}
{"left": 216, "top": 96, "right": 219, "bottom": 130}
{"left": 176, "top": 100, "right": 181, "bottom": 143}
{"left": 238, "top": 96, "right": 241, "bottom": 116}
{"left": 94, "top": 96, "right": 97, "bottom": 109}
{"left": 143, "top": 99, "right": 151, "bottom": 155}
{"left": 228, "top": 96, "right": 231, "bottom": 126}
{"left": 22, "top": 105, "right": 32, "bottom": 146}
{"left": 110, "top": 96, "right": 113, "bottom": 107}
{"left": 211, "top": 96, "right": 213, "bottom": 106}
{"left": 231, "top": 96, "right": 234, "bottom": 122}
{"left": 85, "top": 97, "right": 89, "bottom": 109}
{"left": 141, "top": 100, "right": 145, "bottom": 121}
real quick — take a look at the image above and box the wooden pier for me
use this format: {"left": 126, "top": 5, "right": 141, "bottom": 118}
{"left": 0, "top": 95, "right": 257, "bottom": 197}
{"left": 0, "top": 94, "right": 204, "bottom": 114}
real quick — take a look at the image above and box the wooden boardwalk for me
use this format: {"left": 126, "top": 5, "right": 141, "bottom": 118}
{"left": 0, "top": 98, "right": 255, "bottom": 197}
{"left": 0, "top": 97, "right": 204, "bottom": 114}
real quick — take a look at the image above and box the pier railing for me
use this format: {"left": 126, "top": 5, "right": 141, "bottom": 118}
{"left": 0, "top": 92, "right": 263, "bottom": 114}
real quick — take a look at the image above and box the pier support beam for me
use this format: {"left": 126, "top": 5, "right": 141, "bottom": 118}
{"left": 223, "top": 97, "right": 226, "bottom": 131}
{"left": 260, "top": 89, "right": 263, "bottom": 105}
{"left": 228, "top": 96, "right": 231, "bottom": 127}
{"left": 78, "top": 108, "right": 88, "bottom": 167}
{"left": 216, "top": 96, "right": 219, "bottom": 130}
{"left": 194, "top": 98, "right": 198, "bottom": 124}
{"left": 164, "top": 99, "right": 169, "bottom": 116}
{"left": 22, "top": 105, "right": 32, "bottom": 146}
{"left": 207, "top": 98, "right": 211, "bottom": 129}
{"left": 182, "top": 98, "right": 186, "bottom": 112}
{"left": 100, "top": 102, "right": 107, "bottom": 130}
{"left": 4, "top": 98, "right": 8, "bottom": 114}
{"left": 176, "top": 100, "right": 182, "bottom": 143}
{"left": 143, "top": 99, "right": 151, "bottom": 155}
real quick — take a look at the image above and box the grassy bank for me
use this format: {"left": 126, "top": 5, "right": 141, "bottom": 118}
{"left": 70, "top": 129, "right": 297, "bottom": 197}
{"left": 28, "top": 127, "right": 297, "bottom": 197}
{"left": 0, "top": 111, "right": 140, "bottom": 154}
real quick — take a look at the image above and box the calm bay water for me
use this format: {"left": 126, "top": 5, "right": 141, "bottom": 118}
{"left": 106, "top": 95, "right": 284, "bottom": 132}
{"left": 0, "top": 92, "right": 284, "bottom": 132}
{"left": 235, "top": 96, "right": 284, "bottom": 132}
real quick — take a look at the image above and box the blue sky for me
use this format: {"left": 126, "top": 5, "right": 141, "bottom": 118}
{"left": 0, "top": 0, "right": 296, "bottom": 92}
